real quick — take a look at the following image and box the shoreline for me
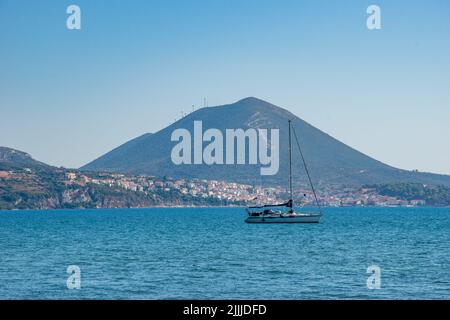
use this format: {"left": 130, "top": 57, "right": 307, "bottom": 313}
{"left": 1, "top": 205, "right": 450, "bottom": 212}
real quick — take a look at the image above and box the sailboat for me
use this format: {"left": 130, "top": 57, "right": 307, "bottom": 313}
{"left": 245, "top": 120, "right": 322, "bottom": 223}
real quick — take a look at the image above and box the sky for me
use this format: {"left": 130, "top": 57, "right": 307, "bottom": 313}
{"left": 0, "top": 0, "right": 449, "bottom": 174}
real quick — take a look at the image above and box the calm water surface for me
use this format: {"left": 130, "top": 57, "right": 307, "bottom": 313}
{"left": 0, "top": 207, "right": 449, "bottom": 299}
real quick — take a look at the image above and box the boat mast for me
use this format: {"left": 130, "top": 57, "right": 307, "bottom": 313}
{"left": 288, "top": 120, "right": 293, "bottom": 211}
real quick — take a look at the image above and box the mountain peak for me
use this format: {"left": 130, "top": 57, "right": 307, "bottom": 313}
{"left": 0, "top": 146, "right": 50, "bottom": 169}
{"left": 0, "top": 147, "right": 32, "bottom": 163}
{"left": 81, "top": 98, "right": 450, "bottom": 187}
{"left": 228, "top": 97, "right": 294, "bottom": 120}
{"left": 232, "top": 97, "right": 278, "bottom": 109}
{"left": 235, "top": 97, "right": 267, "bottom": 104}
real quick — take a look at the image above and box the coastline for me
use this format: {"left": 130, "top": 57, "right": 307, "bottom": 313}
{"left": 1, "top": 204, "right": 449, "bottom": 212}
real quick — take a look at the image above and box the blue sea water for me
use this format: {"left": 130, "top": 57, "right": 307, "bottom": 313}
{"left": 0, "top": 207, "right": 449, "bottom": 299}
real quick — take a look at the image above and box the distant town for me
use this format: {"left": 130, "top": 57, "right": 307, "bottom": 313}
{"left": 1, "top": 144, "right": 449, "bottom": 210}
{"left": 61, "top": 171, "right": 429, "bottom": 208}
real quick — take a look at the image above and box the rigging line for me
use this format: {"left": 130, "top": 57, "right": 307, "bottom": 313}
{"left": 291, "top": 124, "right": 322, "bottom": 213}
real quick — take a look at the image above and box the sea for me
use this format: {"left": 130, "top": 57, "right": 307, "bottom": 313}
{"left": 0, "top": 207, "right": 449, "bottom": 299}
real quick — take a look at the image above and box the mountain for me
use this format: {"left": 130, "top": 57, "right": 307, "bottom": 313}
{"left": 0, "top": 146, "right": 57, "bottom": 173}
{"left": 81, "top": 97, "right": 450, "bottom": 187}
{"left": 0, "top": 147, "right": 47, "bottom": 167}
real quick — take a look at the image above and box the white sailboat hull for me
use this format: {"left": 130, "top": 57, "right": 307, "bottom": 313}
{"left": 245, "top": 120, "right": 323, "bottom": 224}
{"left": 245, "top": 212, "right": 322, "bottom": 224}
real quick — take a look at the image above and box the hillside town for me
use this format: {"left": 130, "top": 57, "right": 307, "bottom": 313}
{"left": 64, "top": 171, "right": 428, "bottom": 207}
{"left": 1, "top": 146, "right": 448, "bottom": 210}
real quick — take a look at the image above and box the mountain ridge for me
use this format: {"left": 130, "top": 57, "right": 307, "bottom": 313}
{"left": 0, "top": 146, "right": 52, "bottom": 170}
{"left": 81, "top": 97, "right": 450, "bottom": 187}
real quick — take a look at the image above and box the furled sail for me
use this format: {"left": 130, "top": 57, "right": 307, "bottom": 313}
{"left": 248, "top": 199, "right": 293, "bottom": 209}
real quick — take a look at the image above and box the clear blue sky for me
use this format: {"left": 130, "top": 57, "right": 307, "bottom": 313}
{"left": 1, "top": 0, "right": 449, "bottom": 174}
